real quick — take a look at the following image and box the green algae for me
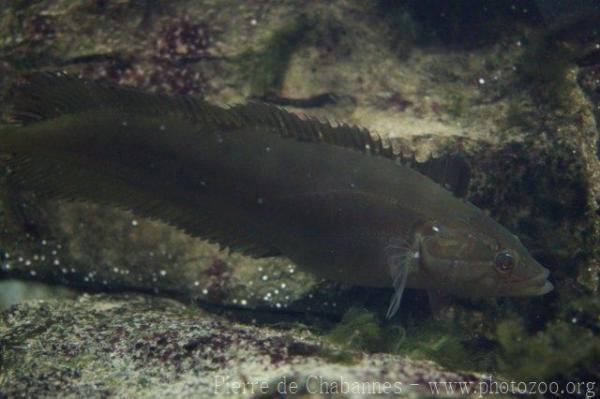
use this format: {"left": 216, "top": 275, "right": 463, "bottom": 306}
{"left": 494, "top": 295, "right": 600, "bottom": 381}
{"left": 238, "top": 15, "right": 316, "bottom": 96}
{"left": 326, "top": 307, "right": 384, "bottom": 352}
{"left": 326, "top": 307, "right": 406, "bottom": 355}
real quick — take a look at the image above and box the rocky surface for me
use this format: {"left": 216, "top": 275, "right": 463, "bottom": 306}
{"left": 0, "top": 0, "right": 599, "bottom": 396}
{"left": 0, "top": 294, "right": 482, "bottom": 398}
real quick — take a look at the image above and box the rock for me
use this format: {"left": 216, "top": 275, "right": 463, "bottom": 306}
{"left": 0, "top": 295, "right": 482, "bottom": 398}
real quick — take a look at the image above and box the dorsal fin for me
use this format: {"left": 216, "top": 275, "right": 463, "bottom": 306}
{"left": 8, "top": 72, "right": 470, "bottom": 196}
{"left": 230, "top": 102, "right": 471, "bottom": 197}
{"left": 8, "top": 72, "right": 229, "bottom": 125}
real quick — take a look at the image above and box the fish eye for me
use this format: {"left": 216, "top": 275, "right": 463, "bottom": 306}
{"left": 495, "top": 250, "right": 515, "bottom": 273}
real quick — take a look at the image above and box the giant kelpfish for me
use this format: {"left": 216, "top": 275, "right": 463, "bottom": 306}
{"left": 0, "top": 73, "right": 553, "bottom": 318}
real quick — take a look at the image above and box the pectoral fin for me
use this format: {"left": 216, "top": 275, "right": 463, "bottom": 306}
{"left": 384, "top": 237, "right": 411, "bottom": 319}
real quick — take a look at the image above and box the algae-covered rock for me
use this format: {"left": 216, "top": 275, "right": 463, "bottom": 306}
{"left": 0, "top": 295, "right": 482, "bottom": 398}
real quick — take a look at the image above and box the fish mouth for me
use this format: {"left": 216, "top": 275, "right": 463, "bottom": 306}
{"left": 509, "top": 268, "right": 554, "bottom": 296}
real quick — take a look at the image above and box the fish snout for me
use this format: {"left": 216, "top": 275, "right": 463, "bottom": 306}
{"left": 508, "top": 267, "right": 553, "bottom": 296}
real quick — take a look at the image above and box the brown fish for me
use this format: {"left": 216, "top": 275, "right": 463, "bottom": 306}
{"left": 0, "top": 73, "right": 552, "bottom": 318}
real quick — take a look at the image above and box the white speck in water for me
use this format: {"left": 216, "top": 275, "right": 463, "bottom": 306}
{"left": 41, "top": 240, "right": 47, "bottom": 246}
{"left": 131, "top": 220, "right": 138, "bottom": 226}
{"left": 308, "top": 294, "right": 313, "bottom": 299}
{"left": 365, "top": 144, "right": 371, "bottom": 150}
{"left": 25, "top": 260, "right": 31, "bottom": 266}
{"left": 57, "top": 244, "right": 62, "bottom": 249}
{"left": 4, "top": 263, "right": 11, "bottom": 270}
{"left": 33, "top": 255, "right": 39, "bottom": 261}
{"left": 113, "top": 267, "right": 119, "bottom": 273}
{"left": 258, "top": 266, "right": 263, "bottom": 272}
{"left": 274, "top": 289, "right": 279, "bottom": 294}
{"left": 478, "top": 78, "right": 485, "bottom": 85}
{"left": 250, "top": 18, "right": 257, "bottom": 26}
{"left": 30, "top": 270, "right": 37, "bottom": 276}
{"left": 596, "top": 43, "right": 600, "bottom": 49}
{"left": 516, "top": 40, "right": 522, "bottom": 47}
{"left": 262, "top": 275, "right": 269, "bottom": 281}
{"left": 18, "top": 257, "right": 23, "bottom": 263}
{"left": 62, "top": 268, "right": 68, "bottom": 274}
{"left": 160, "top": 124, "right": 166, "bottom": 131}
{"left": 276, "top": 303, "right": 281, "bottom": 308}
{"left": 53, "top": 259, "right": 60, "bottom": 266}
{"left": 241, "top": 299, "right": 248, "bottom": 306}
{"left": 432, "top": 225, "right": 440, "bottom": 232}
{"left": 122, "top": 121, "right": 128, "bottom": 127}
{"left": 350, "top": 182, "right": 356, "bottom": 188}
{"left": 288, "top": 267, "right": 295, "bottom": 274}
{"left": 160, "top": 270, "right": 167, "bottom": 276}
{"left": 265, "top": 146, "right": 271, "bottom": 152}
{"left": 200, "top": 181, "right": 207, "bottom": 187}
{"left": 413, "top": 251, "right": 420, "bottom": 259}
{"left": 257, "top": 197, "right": 265, "bottom": 205}
{"left": 202, "top": 288, "right": 208, "bottom": 295}
{"left": 232, "top": 299, "right": 238, "bottom": 304}
{"left": 194, "top": 281, "right": 199, "bottom": 286}
{"left": 280, "top": 283, "right": 286, "bottom": 289}
{"left": 51, "top": 250, "right": 57, "bottom": 256}
{"left": 572, "top": 317, "right": 578, "bottom": 323}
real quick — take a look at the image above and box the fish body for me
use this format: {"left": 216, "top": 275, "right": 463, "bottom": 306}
{"left": 0, "top": 74, "right": 553, "bottom": 317}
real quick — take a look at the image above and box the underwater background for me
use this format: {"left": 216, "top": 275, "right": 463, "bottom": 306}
{"left": 0, "top": 0, "right": 599, "bottom": 397}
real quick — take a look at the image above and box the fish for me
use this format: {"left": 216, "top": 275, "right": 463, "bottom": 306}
{"left": 0, "top": 73, "right": 553, "bottom": 318}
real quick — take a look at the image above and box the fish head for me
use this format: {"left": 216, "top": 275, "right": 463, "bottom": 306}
{"left": 415, "top": 216, "right": 553, "bottom": 298}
